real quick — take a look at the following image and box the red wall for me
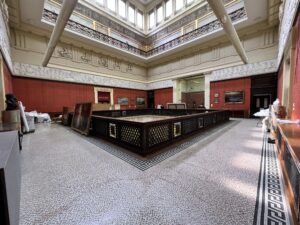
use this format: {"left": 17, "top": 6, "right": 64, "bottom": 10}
{"left": 210, "top": 78, "right": 251, "bottom": 115}
{"left": 154, "top": 88, "right": 173, "bottom": 108}
{"left": 277, "top": 62, "right": 284, "bottom": 104}
{"left": 11, "top": 77, "right": 172, "bottom": 112}
{"left": 3, "top": 60, "right": 13, "bottom": 94}
{"left": 113, "top": 88, "right": 147, "bottom": 110}
{"left": 291, "top": 12, "right": 300, "bottom": 120}
{"left": 13, "top": 77, "right": 94, "bottom": 112}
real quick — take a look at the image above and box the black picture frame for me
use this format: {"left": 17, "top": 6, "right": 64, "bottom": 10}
{"left": 136, "top": 97, "right": 145, "bottom": 105}
{"left": 224, "top": 91, "right": 244, "bottom": 104}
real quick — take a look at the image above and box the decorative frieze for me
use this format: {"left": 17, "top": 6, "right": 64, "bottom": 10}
{"left": 13, "top": 62, "right": 147, "bottom": 90}
{"left": 277, "top": 0, "right": 299, "bottom": 67}
{"left": 12, "top": 62, "right": 173, "bottom": 90}
{"left": 210, "top": 59, "right": 277, "bottom": 81}
{"left": 53, "top": 43, "right": 144, "bottom": 76}
{"left": 147, "top": 80, "right": 173, "bottom": 90}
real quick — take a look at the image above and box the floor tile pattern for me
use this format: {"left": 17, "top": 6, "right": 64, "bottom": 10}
{"left": 18, "top": 119, "right": 282, "bottom": 225}
{"left": 253, "top": 134, "right": 292, "bottom": 225}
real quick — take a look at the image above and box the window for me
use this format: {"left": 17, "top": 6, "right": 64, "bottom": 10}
{"left": 175, "top": 0, "right": 183, "bottom": 11}
{"left": 137, "top": 11, "right": 143, "bottom": 28}
{"left": 107, "top": 0, "right": 116, "bottom": 11}
{"left": 165, "top": 0, "right": 172, "bottom": 18}
{"left": 186, "top": 0, "right": 194, "bottom": 5}
{"left": 157, "top": 5, "right": 163, "bottom": 23}
{"left": 118, "top": 0, "right": 126, "bottom": 18}
{"left": 97, "top": 0, "right": 104, "bottom": 5}
{"left": 149, "top": 11, "right": 155, "bottom": 29}
{"left": 128, "top": 5, "right": 135, "bottom": 24}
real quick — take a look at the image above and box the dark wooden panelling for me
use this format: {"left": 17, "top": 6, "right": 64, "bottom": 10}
{"left": 250, "top": 73, "right": 277, "bottom": 116}
{"left": 181, "top": 91, "right": 204, "bottom": 108}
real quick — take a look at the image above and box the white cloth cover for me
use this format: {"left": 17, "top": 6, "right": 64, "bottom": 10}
{"left": 18, "top": 101, "right": 29, "bottom": 132}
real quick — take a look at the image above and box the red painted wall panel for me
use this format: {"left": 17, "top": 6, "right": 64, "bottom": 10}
{"left": 13, "top": 77, "right": 94, "bottom": 112}
{"left": 291, "top": 12, "right": 300, "bottom": 120}
{"left": 113, "top": 88, "right": 147, "bottom": 110}
{"left": 277, "top": 63, "right": 284, "bottom": 104}
{"left": 210, "top": 78, "right": 251, "bottom": 115}
{"left": 2, "top": 60, "right": 13, "bottom": 94}
{"left": 154, "top": 88, "right": 173, "bottom": 108}
{"left": 12, "top": 76, "right": 172, "bottom": 112}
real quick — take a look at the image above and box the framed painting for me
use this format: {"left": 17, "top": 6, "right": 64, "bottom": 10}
{"left": 136, "top": 97, "right": 145, "bottom": 105}
{"left": 117, "top": 97, "right": 128, "bottom": 105}
{"left": 224, "top": 91, "right": 244, "bottom": 104}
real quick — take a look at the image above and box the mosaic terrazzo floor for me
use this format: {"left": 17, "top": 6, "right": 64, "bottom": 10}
{"left": 19, "top": 119, "right": 293, "bottom": 225}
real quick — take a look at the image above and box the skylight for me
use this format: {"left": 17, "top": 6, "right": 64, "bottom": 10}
{"left": 107, "top": 0, "right": 116, "bottom": 12}
{"left": 165, "top": 0, "right": 172, "bottom": 18}
{"left": 149, "top": 11, "right": 155, "bottom": 29}
{"left": 157, "top": 5, "right": 163, "bottom": 23}
{"left": 175, "top": 0, "right": 184, "bottom": 11}
{"left": 128, "top": 5, "right": 135, "bottom": 24}
{"left": 119, "top": 0, "right": 126, "bottom": 18}
{"left": 137, "top": 11, "right": 143, "bottom": 28}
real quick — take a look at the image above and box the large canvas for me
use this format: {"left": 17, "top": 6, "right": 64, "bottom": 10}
{"left": 71, "top": 102, "right": 92, "bottom": 135}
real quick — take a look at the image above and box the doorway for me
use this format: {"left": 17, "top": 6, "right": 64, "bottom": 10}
{"left": 147, "top": 91, "right": 154, "bottom": 109}
{"left": 181, "top": 92, "right": 204, "bottom": 108}
{"left": 251, "top": 94, "right": 271, "bottom": 114}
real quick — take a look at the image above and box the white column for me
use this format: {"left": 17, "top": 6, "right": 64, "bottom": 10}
{"left": 204, "top": 73, "right": 211, "bottom": 109}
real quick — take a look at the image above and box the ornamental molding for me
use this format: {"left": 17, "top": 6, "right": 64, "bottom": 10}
{"left": 13, "top": 62, "right": 173, "bottom": 90}
{"left": 13, "top": 62, "right": 147, "bottom": 90}
{"left": 277, "top": 0, "right": 299, "bottom": 67}
{"left": 0, "top": 1, "right": 12, "bottom": 71}
{"left": 147, "top": 80, "right": 173, "bottom": 90}
{"left": 210, "top": 59, "right": 277, "bottom": 81}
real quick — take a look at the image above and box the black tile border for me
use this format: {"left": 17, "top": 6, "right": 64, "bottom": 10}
{"left": 253, "top": 133, "right": 292, "bottom": 225}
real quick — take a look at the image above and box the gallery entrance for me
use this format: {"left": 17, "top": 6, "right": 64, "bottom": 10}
{"left": 251, "top": 94, "right": 271, "bottom": 113}
{"left": 250, "top": 73, "right": 277, "bottom": 117}
{"left": 181, "top": 91, "right": 204, "bottom": 108}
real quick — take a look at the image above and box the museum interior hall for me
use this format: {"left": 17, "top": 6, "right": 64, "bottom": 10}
{"left": 0, "top": 0, "right": 299, "bottom": 224}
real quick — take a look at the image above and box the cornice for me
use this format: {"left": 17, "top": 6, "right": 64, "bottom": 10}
{"left": 13, "top": 62, "right": 174, "bottom": 90}
{"left": 210, "top": 59, "right": 277, "bottom": 81}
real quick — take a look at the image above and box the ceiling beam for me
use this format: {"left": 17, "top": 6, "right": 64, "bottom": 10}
{"left": 207, "top": 0, "right": 248, "bottom": 64}
{"left": 42, "top": 0, "right": 78, "bottom": 67}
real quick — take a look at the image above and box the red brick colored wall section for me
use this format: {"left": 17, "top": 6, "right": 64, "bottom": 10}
{"left": 3, "top": 60, "right": 13, "bottom": 94}
{"left": 113, "top": 88, "right": 147, "bottom": 110}
{"left": 210, "top": 78, "right": 251, "bottom": 115}
{"left": 154, "top": 88, "right": 173, "bottom": 108}
{"left": 291, "top": 13, "right": 300, "bottom": 120}
{"left": 12, "top": 77, "right": 94, "bottom": 112}
{"left": 277, "top": 62, "right": 284, "bottom": 104}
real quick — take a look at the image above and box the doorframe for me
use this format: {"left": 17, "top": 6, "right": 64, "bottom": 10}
{"left": 250, "top": 93, "right": 272, "bottom": 116}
